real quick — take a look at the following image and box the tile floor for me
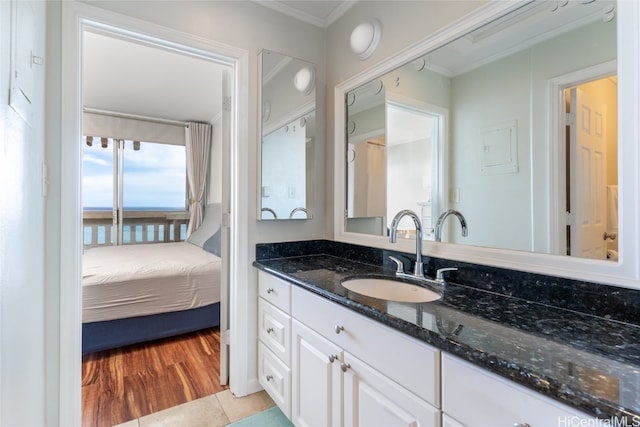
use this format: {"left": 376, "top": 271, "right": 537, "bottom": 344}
{"left": 114, "top": 389, "right": 276, "bottom": 427}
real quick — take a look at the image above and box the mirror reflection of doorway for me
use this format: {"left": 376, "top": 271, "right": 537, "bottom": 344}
{"left": 565, "top": 75, "right": 618, "bottom": 260}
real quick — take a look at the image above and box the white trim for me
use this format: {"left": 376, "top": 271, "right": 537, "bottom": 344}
{"left": 60, "top": 2, "right": 250, "bottom": 423}
{"left": 334, "top": 0, "right": 640, "bottom": 289}
{"left": 252, "top": 0, "right": 355, "bottom": 29}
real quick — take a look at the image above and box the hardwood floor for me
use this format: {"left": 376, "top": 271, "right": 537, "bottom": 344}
{"left": 82, "top": 328, "right": 228, "bottom": 427}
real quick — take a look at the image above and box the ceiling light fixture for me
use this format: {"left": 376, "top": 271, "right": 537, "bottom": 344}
{"left": 350, "top": 19, "right": 382, "bottom": 60}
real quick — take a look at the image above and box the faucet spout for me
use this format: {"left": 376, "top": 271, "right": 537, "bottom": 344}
{"left": 434, "top": 209, "right": 468, "bottom": 242}
{"left": 389, "top": 209, "right": 424, "bottom": 277}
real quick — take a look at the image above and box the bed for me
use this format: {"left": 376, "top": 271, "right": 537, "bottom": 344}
{"left": 82, "top": 204, "right": 222, "bottom": 354}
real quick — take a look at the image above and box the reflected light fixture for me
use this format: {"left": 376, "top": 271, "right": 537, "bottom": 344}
{"left": 293, "top": 66, "right": 316, "bottom": 95}
{"left": 262, "top": 100, "right": 271, "bottom": 122}
{"left": 86, "top": 135, "right": 93, "bottom": 147}
{"left": 101, "top": 137, "right": 108, "bottom": 148}
{"left": 350, "top": 19, "right": 381, "bottom": 60}
{"left": 133, "top": 140, "right": 141, "bottom": 151}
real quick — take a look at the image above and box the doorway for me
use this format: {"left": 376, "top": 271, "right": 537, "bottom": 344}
{"left": 79, "top": 24, "right": 231, "bottom": 423}
{"left": 60, "top": 3, "right": 248, "bottom": 424}
{"left": 552, "top": 64, "right": 618, "bottom": 260}
{"left": 564, "top": 76, "right": 618, "bottom": 260}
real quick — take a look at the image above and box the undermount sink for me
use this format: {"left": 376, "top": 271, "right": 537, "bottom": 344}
{"left": 341, "top": 277, "right": 441, "bottom": 303}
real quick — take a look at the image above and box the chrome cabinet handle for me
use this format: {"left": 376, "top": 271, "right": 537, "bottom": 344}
{"left": 335, "top": 325, "right": 344, "bottom": 334}
{"left": 266, "top": 327, "right": 274, "bottom": 334}
{"left": 266, "top": 288, "right": 274, "bottom": 294}
{"left": 513, "top": 423, "right": 531, "bottom": 427}
{"left": 266, "top": 375, "right": 273, "bottom": 381}
{"left": 340, "top": 362, "right": 351, "bottom": 372}
{"left": 328, "top": 354, "right": 338, "bottom": 363}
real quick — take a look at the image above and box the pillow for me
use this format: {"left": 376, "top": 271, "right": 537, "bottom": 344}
{"left": 203, "top": 227, "right": 221, "bottom": 257}
{"left": 186, "top": 203, "right": 221, "bottom": 248}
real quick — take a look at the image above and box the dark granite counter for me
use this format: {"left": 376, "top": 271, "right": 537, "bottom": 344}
{"left": 254, "top": 240, "right": 640, "bottom": 423}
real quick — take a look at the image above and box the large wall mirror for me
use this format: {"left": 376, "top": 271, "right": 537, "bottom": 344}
{"left": 259, "top": 50, "right": 316, "bottom": 220}
{"left": 344, "top": 0, "right": 618, "bottom": 262}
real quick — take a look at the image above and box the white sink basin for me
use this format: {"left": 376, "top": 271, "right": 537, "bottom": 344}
{"left": 341, "top": 278, "right": 441, "bottom": 303}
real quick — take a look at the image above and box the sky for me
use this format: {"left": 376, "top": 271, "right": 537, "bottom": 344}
{"left": 82, "top": 140, "right": 187, "bottom": 209}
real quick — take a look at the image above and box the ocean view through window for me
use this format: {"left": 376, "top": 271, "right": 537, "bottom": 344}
{"left": 82, "top": 138, "right": 188, "bottom": 248}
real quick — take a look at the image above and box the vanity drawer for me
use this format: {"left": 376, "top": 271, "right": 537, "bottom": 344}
{"left": 258, "top": 270, "right": 291, "bottom": 313}
{"left": 258, "top": 342, "right": 291, "bottom": 420}
{"left": 442, "top": 354, "right": 593, "bottom": 427}
{"left": 292, "top": 286, "right": 440, "bottom": 407}
{"left": 258, "top": 298, "right": 291, "bottom": 364}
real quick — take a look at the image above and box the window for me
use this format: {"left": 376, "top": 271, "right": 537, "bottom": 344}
{"left": 82, "top": 138, "right": 188, "bottom": 248}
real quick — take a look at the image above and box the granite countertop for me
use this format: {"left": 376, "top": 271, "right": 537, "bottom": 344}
{"left": 253, "top": 253, "right": 640, "bottom": 422}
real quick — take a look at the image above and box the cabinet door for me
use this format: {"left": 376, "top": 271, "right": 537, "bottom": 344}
{"left": 292, "top": 320, "right": 342, "bottom": 427}
{"left": 442, "top": 354, "right": 594, "bottom": 427}
{"left": 258, "top": 342, "right": 291, "bottom": 419}
{"left": 258, "top": 298, "right": 291, "bottom": 363}
{"left": 343, "top": 353, "right": 441, "bottom": 427}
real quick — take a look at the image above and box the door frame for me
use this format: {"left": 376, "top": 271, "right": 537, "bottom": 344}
{"left": 59, "top": 3, "right": 249, "bottom": 424}
{"left": 548, "top": 60, "right": 616, "bottom": 256}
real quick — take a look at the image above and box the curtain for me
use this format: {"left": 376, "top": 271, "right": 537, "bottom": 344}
{"left": 185, "top": 122, "right": 212, "bottom": 237}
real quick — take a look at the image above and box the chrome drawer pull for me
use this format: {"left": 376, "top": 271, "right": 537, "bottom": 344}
{"left": 335, "top": 325, "right": 344, "bottom": 334}
{"left": 340, "top": 362, "right": 351, "bottom": 372}
{"left": 328, "top": 354, "right": 338, "bottom": 363}
{"left": 266, "top": 288, "right": 274, "bottom": 294}
{"left": 513, "top": 423, "right": 531, "bottom": 427}
{"left": 266, "top": 375, "right": 273, "bottom": 382}
{"left": 266, "top": 327, "right": 274, "bottom": 334}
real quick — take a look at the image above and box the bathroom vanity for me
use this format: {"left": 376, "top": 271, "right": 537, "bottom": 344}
{"left": 254, "top": 240, "right": 640, "bottom": 426}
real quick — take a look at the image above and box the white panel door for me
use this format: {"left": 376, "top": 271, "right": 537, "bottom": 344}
{"left": 569, "top": 87, "right": 607, "bottom": 259}
{"left": 343, "top": 352, "right": 441, "bottom": 427}
{"left": 291, "top": 320, "right": 343, "bottom": 427}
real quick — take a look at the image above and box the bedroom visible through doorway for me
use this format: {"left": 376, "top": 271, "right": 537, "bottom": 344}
{"left": 79, "top": 21, "right": 234, "bottom": 424}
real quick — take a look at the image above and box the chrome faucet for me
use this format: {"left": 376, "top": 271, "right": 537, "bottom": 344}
{"left": 261, "top": 207, "right": 277, "bottom": 219}
{"left": 389, "top": 209, "right": 424, "bottom": 278}
{"left": 288, "top": 207, "right": 309, "bottom": 219}
{"left": 434, "top": 209, "right": 468, "bottom": 242}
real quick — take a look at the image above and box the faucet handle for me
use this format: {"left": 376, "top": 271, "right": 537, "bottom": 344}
{"left": 388, "top": 256, "right": 404, "bottom": 274}
{"left": 436, "top": 267, "right": 458, "bottom": 283}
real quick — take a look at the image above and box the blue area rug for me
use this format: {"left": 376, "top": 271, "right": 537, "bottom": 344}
{"left": 228, "top": 406, "right": 293, "bottom": 427}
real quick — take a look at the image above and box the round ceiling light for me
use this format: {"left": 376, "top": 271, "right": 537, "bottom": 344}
{"left": 293, "top": 66, "right": 316, "bottom": 95}
{"left": 350, "top": 19, "right": 382, "bottom": 60}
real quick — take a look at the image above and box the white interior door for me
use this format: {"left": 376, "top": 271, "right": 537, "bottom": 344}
{"left": 569, "top": 87, "right": 607, "bottom": 259}
{"left": 220, "top": 69, "right": 232, "bottom": 385}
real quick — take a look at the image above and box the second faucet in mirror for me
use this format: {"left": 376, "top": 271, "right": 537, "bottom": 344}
{"left": 434, "top": 209, "right": 468, "bottom": 242}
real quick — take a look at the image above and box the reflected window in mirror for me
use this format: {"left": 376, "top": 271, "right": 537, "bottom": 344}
{"left": 259, "top": 50, "right": 316, "bottom": 220}
{"left": 343, "top": 0, "right": 617, "bottom": 261}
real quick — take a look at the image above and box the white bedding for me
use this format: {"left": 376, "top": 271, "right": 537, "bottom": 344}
{"left": 82, "top": 242, "right": 221, "bottom": 323}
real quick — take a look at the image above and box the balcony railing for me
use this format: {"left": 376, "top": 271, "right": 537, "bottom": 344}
{"left": 83, "top": 210, "right": 190, "bottom": 251}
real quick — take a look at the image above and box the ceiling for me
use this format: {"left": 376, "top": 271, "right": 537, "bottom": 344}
{"left": 82, "top": 30, "right": 228, "bottom": 125}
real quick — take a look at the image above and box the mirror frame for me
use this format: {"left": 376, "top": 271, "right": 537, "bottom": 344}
{"left": 333, "top": 0, "right": 640, "bottom": 289}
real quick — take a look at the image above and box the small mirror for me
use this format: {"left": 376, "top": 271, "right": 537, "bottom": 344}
{"left": 259, "top": 50, "right": 316, "bottom": 220}
{"left": 344, "top": 0, "right": 618, "bottom": 261}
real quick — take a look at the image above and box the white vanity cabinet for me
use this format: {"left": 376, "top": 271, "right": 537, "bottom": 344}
{"left": 257, "top": 271, "right": 292, "bottom": 418}
{"left": 442, "top": 354, "right": 594, "bottom": 427}
{"left": 291, "top": 285, "right": 441, "bottom": 427}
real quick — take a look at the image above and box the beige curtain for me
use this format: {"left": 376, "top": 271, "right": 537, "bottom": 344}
{"left": 185, "top": 122, "right": 212, "bottom": 237}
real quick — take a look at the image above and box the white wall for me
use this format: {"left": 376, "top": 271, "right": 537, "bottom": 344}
{"left": 1, "top": 1, "right": 48, "bottom": 425}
